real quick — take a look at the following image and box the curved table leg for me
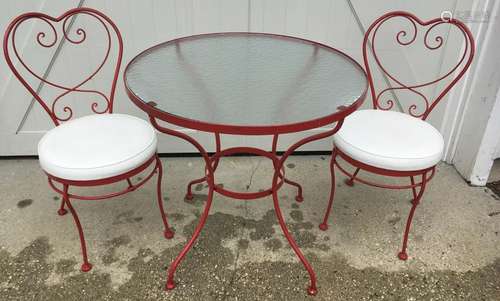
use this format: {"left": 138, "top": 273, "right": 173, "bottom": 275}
{"left": 151, "top": 118, "right": 345, "bottom": 295}
{"left": 185, "top": 176, "right": 207, "bottom": 200}
{"left": 283, "top": 177, "right": 304, "bottom": 202}
{"left": 272, "top": 134, "right": 304, "bottom": 202}
{"left": 185, "top": 133, "right": 222, "bottom": 200}
{"left": 266, "top": 122, "right": 345, "bottom": 296}
{"left": 319, "top": 148, "right": 338, "bottom": 231}
{"left": 166, "top": 186, "right": 214, "bottom": 290}
{"left": 272, "top": 186, "right": 317, "bottom": 295}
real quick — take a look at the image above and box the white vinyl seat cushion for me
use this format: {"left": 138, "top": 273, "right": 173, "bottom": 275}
{"left": 333, "top": 110, "right": 444, "bottom": 171}
{"left": 38, "top": 114, "right": 157, "bottom": 181}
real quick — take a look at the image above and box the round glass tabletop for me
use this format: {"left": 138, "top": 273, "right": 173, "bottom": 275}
{"left": 124, "top": 32, "right": 367, "bottom": 135}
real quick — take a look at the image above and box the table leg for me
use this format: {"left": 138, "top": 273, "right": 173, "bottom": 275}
{"left": 166, "top": 186, "right": 214, "bottom": 290}
{"left": 283, "top": 177, "right": 304, "bottom": 202}
{"left": 272, "top": 162, "right": 317, "bottom": 295}
{"left": 185, "top": 133, "right": 222, "bottom": 200}
{"left": 319, "top": 148, "right": 338, "bottom": 231}
{"left": 272, "top": 134, "right": 304, "bottom": 202}
{"left": 151, "top": 117, "right": 344, "bottom": 296}
{"left": 269, "top": 133, "right": 316, "bottom": 295}
{"left": 185, "top": 176, "right": 207, "bottom": 200}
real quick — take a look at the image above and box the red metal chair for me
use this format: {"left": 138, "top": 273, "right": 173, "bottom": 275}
{"left": 3, "top": 7, "right": 174, "bottom": 272}
{"left": 319, "top": 11, "right": 474, "bottom": 260}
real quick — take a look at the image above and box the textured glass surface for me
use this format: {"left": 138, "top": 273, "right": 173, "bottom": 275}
{"left": 125, "top": 33, "right": 366, "bottom": 127}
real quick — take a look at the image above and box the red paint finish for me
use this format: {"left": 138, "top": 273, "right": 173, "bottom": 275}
{"left": 364, "top": 11, "right": 475, "bottom": 120}
{"left": 146, "top": 118, "right": 347, "bottom": 296}
{"left": 124, "top": 32, "right": 368, "bottom": 136}
{"left": 320, "top": 11, "right": 475, "bottom": 261}
{"left": 124, "top": 30, "right": 366, "bottom": 294}
{"left": 3, "top": 7, "right": 123, "bottom": 125}
{"left": 3, "top": 8, "right": 173, "bottom": 272}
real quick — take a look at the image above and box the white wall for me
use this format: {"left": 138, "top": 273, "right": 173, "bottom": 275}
{"left": 449, "top": 0, "right": 500, "bottom": 185}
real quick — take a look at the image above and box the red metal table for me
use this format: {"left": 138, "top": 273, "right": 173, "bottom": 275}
{"left": 124, "top": 32, "right": 367, "bottom": 295}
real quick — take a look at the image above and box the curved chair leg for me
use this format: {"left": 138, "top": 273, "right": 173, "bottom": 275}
{"left": 272, "top": 188, "right": 317, "bottom": 295}
{"left": 398, "top": 172, "right": 427, "bottom": 260}
{"left": 344, "top": 167, "right": 360, "bottom": 186}
{"left": 284, "top": 177, "right": 304, "bottom": 202}
{"left": 155, "top": 157, "right": 174, "bottom": 239}
{"left": 57, "top": 199, "right": 68, "bottom": 216}
{"left": 166, "top": 187, "right": 214, "bottom": 290}
{"left": 319, "top": 149, "right": 338, "bottom": 231}
{"left": 410, "top": 176, "right": 417, "bottom": 205}
{"left": 62, "top": 184, "right": 92, "bottom": 272}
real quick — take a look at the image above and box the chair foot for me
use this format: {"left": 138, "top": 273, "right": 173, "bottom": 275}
{"left": 184, "top": 193, "right": 193, "bottom": 201}
{"left": 81, "top": 262, "right": 93, "bottom": 272}
{"left": 398, "top": 251, "right": 408, "bottom": 261}
{"left": 318, "top": 223, "right": 328, "bottom": 231}
{"left": 164, "top": 229, "right": 175, "bottom": 239}
{"left": 57, "top": 208, "right": 68, "bottom": 216}
{"left": 344, "top": 179, "right": 354, "bottom": 186}
{"left": 308, "top": 285, "right": 318, "bottom": 296}
{"left": 165, "top": 279, "right": 176, "bottom": 290}
{"left": 295, "top": 195, "right": 304, "bottom": 202}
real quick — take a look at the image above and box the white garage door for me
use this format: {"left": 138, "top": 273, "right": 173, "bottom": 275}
{"left": 0, "top": 0, "right": 469, "bottom": 155}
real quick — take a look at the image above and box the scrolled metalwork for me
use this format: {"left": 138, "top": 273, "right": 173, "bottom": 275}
{"left": 363, "top": 11, "right": 475, "bottom": 120}
{"left": 34, "top": 17, "right": 58, "bottom": 48}
{"left": 3, "top": 8, "right": 123, "bottom": 125}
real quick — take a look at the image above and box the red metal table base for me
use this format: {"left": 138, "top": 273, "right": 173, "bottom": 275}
{"left": 150, "top": 117, "right": 345, "bottom": 296}
{"left": 319, "top": 148, "right": 436, "bottom": 260}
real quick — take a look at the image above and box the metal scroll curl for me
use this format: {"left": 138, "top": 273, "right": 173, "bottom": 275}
{"left": 365, "top": 12, "right": 473, "bottom": 120}
{"left": 7, "top": 9, "right": 118, "bottom": 123}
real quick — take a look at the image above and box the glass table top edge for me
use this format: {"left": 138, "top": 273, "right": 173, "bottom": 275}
{"left": 123, "top": 32, "right": 368, "bottom": 135}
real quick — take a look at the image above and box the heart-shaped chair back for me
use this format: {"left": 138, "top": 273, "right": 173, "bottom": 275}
{"left": 363, "top": 11, "right": 474, "bottom": 120}
{"left": 3, "top": 7, "right": 123, "bottom": 126}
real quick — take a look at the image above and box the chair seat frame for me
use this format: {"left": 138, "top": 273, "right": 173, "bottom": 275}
{"left": 48, "top": 154, "right": 172, "bottom": 271}
{"left": 320, "top": 147, "right": 435, "bottom": 260}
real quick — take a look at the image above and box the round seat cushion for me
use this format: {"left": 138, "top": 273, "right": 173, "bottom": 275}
{"left": 38, "top": 114, "right": 157, "bottom": 181}
{"left": 333, "top": 110, "right": 444, "bottom": 171}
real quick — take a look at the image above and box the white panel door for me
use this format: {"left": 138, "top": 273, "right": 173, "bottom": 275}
{"left": 0, "top": 0, "right": 249, "bottom": 155}
{"left": 0, "top": 0, "right": 81, "bottom": 155}
{"left": 0, "top": 0, "right": 472, "bottom": 155}
{"left": 98, "top": 0, "right": 251, "bottom": 154}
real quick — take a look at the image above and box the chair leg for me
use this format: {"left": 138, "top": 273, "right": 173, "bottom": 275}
{"left": 398, "top": 173, "right": 428, "bottom": 261}
{"left": 57, "top": 199, "right": 67, "bottom": 216}
{"left": 62, "top": 184, "right": 92, "bottom": 272}
{"left": 284, "top": 177, "right": 304, "bottom": 202}
{"left": 166, "top": 187, "right": 214, "bottom": 290}
{"left": 410, "top": 176, "right": 417, "bottom": 204}
{"left": 345, "top": 167, "right": 360, "bottom": 186}
{"left": 319, "top": 149, "right": 338, "bottom": 231}
{"left": 155, "top": 156, "right": 174, "bottom": 239}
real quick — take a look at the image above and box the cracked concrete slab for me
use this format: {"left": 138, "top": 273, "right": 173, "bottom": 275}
{"left": 0, "top": 156, "right": 499, "bottom": 300}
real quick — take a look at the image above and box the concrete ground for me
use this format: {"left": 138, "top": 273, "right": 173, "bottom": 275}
{"left": 0, "top": 156, "right": 499, "bottom": 300}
